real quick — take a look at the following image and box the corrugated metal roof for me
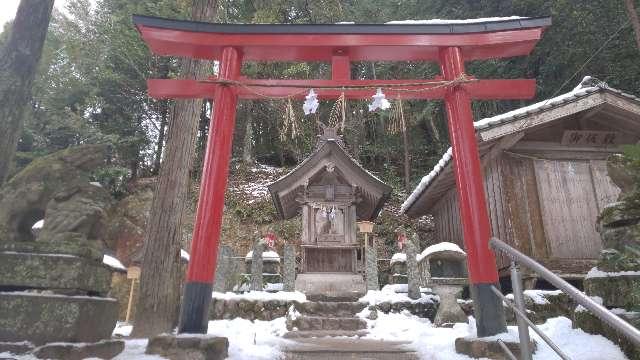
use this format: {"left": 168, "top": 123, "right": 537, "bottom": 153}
{"left": 401, "top": 78, "right": 640, "bottom": 215}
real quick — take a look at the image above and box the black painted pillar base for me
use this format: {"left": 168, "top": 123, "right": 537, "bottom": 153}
{"left": 469, "top": 282, "right": 507, "bottom": 337}
{"left": 178, "top": 281, "right": 213, "bottom": 334}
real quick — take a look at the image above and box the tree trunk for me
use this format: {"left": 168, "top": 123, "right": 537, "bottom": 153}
{"left": 0, "top": 0, "right": 55, "bottom": 186}
{"left": 132, "top": 0, "right": 218, "bottom": 338}
{"left": 152, "top": 60, "right": 171, "bottom": 175}
{"left": 624, "top": 0, "right": 640, "bottom": 50}
{"left": 399, "top": 100, "right": 411, "bottom": 192}
{"left": 242, "top": 104, "right": 254, "bottom": 166}
{"left": 152, "top": 103, "right": 168, "bottom": 175}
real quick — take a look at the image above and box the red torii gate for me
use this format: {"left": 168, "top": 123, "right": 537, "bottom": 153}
{"left": 133, "top": 15, "right": 550, "bottom": 336}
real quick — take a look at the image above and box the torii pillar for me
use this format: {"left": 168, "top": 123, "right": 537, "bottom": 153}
{"left": 132, "top": 15, "right": 551, "bottom": 336}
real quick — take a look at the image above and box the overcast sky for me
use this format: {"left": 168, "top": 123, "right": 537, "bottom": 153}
{"left": 0, "top": 0, "right": 73, "bottom": 28}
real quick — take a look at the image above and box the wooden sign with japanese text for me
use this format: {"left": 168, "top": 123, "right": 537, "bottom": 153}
{"left": 561, "top": 130, "right": 622, "bottom": 146}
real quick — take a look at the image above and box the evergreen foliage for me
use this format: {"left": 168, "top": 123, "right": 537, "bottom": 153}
{"left": 3, "top": 0, "right": 639, "bottom": 204}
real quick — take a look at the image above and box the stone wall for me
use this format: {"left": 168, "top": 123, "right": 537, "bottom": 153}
{"left": 208, "top": 297, "right": 439, "bottom": 322}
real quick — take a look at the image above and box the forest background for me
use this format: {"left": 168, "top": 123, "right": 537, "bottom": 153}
{"left": 2, "top": 0, "right": 640, "bottom": 255}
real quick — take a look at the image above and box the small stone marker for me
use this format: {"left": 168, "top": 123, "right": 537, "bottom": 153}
{"left": 251, "top": 241, "right": 265, "bottom": 291}
{"left": 365, "top": 242, "right": 379, "bottom": 290}
{"left": 406, "top": 237, "right": 420, "bottom": 300}
{"left": 283, "top": 244, "right": 296, "bottom": 291}
{"left": 213, "top": 245, "right": 232, "bottom": 293}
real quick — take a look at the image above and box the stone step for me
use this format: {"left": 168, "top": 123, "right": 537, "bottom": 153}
{"left": 293, "top": 316, "right": 368, "bottom": 331}
{"left": 282, "top": 338, "right": 419, "bottom": 360}
{"left": 295, "top": 301, "right": 368, "bottom": 317}
{"left": 283, "top": 330, "right": 368, "bottom": 339}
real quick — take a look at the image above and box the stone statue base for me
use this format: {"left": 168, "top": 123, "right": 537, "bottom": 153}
{"left": 432, "top": 283, "right": 468, "bottom": 326}
{"left": 0, "top": 252, "right": 112, "bottom": 295}
{"left": 0, "top": 292, "right": 118, "bottom": 345}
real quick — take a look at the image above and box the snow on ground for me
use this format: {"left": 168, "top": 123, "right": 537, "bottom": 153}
{"left": 360, "top": 310, "right": 628, "bottom": 360}
{"left": 207, "top": 317, "right": 290, "bottom": 360}
{"left": 111, "top": 318, "right": 290, "bottom": 360}
{"left": 211, "top": 290, "right": 307, "bottom": 302}
{"left": 228, "top": 162, "right": 286, "bottom": 203}
{"left": 359, "top": 284, "right": 438, "bottom": 305}
{"left": 505, "top": 289, "right": 563, "bottom": 305}
{"left": 585, "top": 267, "right": 640, "bottom": 279}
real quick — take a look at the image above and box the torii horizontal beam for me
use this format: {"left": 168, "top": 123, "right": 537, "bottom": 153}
{"left": 134, "top": 15, "right": 550, "bottom": 62}
{"left": 146, "top": 78, "right": 536, "bottom": 100}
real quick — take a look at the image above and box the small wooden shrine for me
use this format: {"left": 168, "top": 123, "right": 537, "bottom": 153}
{"left": 269, "top": 126, "right": 392, "bottom": 275}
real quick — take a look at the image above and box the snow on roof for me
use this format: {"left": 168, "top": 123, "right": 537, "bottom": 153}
{"left": 245, "top": 250, "right": 281, "bottom": 262}
{"left": 401, "top": 77, "right": 640, "bottom": 214}
{"left": 103, "top": 254, "right": 126, "bottom": 272}
{"left": 386, "top": 16, "right": 525, "bottom": 25}
{"left": 417, "top": 242, "right": 466, "bottom": 262}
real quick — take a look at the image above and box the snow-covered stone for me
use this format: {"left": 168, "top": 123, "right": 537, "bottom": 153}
{"left": 180, "top": 249, "right": 190, "bottom": 262}
{"left": 358, "top": 284, "right": 438, "bottom": 305}
{"left": 390, "top": 252, "right": 407, "bottom": 265}
{"left": 417, "top": 242, "right": 466, "bottom": 262}
{"left": 31, "top": 219, "right": 44, "bottom": 230}
{"left": 102, "top": 254, "right": 126, "bottom": 271}
{"left": 245, "top": 250, "right": 280, "bottom": 262}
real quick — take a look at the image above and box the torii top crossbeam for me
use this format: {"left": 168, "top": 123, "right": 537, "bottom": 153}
{"left": 134, "top": 15, "right": 550, "bottom": 100}
{"left": 132, "top": 14, "right": 551, "bottom": 337}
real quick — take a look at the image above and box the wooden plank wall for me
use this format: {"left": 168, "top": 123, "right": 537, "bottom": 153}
{"left": 431, "top": 156, "right": 513, "bottom": 269}
{"left": 500, "top": 153, "right": 548, "bottom": 270}
{"left": 430, "top": 154, "right": 620, "bottom": 271}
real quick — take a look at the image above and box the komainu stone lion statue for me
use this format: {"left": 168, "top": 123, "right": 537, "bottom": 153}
{"left": 0, "top": 144, "right": 112, "bottom": 259}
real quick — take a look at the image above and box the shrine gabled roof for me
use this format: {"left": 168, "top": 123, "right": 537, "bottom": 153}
{"left": 268, "top": 139, "right": 392, "bottom": 221}
{"left": 401, "top": 78, "right": 640, "bottom": 217}
{"left": 132, "top": 15, "right": 551, "bottom": 62}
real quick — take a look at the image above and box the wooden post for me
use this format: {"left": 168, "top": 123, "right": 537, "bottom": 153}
{"left": 125, "top": 266, "right": 141, "bottom": 323}
{"left": 179, "top": 46, "right": 243, "bottom": 334}
{"left": 439, "top": 46, "right": 506, "bottom": 337}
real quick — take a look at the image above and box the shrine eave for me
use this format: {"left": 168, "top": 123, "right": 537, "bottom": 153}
{"left": 269, "top": 141, "right": 392, "bottom": 221}
{"left": 132, "top": 15, "right": 551, "bottom": 62}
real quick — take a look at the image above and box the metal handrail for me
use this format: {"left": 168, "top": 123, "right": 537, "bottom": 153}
{"left": 490, "top": 237, "right": 640, "bottom": 349}
{"left": 490, "top": 284, "right": 570, "bottom": 360}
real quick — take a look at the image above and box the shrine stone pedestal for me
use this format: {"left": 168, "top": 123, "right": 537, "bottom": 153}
{"left": 146, "top": 334, "right": 229, "bottom": 360}
{"left": 295, "top": 273, "right": 365, "bottom": 301}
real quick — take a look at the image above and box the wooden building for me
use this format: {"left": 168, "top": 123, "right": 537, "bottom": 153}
{"left": 269, "top": 127, "right": 391, "bottom": 275}
{"left": 402, "top": 79, "right": 640, "bottom": 280}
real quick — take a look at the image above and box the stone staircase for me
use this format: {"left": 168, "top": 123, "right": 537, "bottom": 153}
{"left": 285, "top": 301, "right": 368, "bottom": 337}
{"left": 283, "top": 300, "right": 420, "bottom": 359}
